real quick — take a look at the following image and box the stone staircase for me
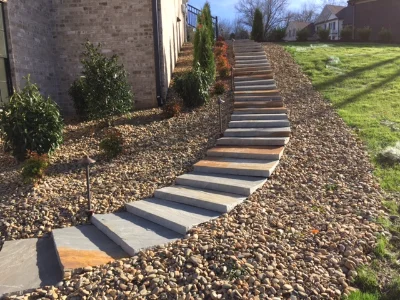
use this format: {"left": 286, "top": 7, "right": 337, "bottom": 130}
{"left": 0, "top": 40, "right": 290, "bottom": 296}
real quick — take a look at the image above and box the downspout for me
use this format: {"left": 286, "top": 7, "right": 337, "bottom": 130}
{"left": 151, "top": 0, "right": 163, "bottom": 106}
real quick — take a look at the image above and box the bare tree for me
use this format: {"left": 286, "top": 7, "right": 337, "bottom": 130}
{"left": 318, "top": 0, "right": 348, "bottom": 10}
{"left": 293, "top": 1, "right": 319, "bottom": 23}
{"left": 235, "top": 0, "right": 289, "bottom": 35}
{"left": 218, "top": 18, "right": 234, "bottom": 40}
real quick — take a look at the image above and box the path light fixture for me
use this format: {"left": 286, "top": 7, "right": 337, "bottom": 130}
{"left": 81, "top": 155, "right": 96, "bottom": 218}
{"left": 218, "top": 97, "right": 225, "bottom": 136}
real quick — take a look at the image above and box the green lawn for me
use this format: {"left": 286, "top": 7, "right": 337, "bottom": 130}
{"left": 285, "top": 43, "right": 400, "bottom": 192}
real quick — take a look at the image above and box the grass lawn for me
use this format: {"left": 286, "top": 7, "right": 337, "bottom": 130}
{"left": 284, "top": 43, "right": 400, "bottom": 192}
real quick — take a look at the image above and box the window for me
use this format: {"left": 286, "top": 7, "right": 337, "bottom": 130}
{"left": 0, "top": 2, "right": 11, "bottom": 107}
{"left": 333, "top": 22, "right": 336, "bottom": 30}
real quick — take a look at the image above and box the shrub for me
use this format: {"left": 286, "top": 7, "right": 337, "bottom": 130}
{"left": 214, "top": 81, "right": 226, "bottom": 95}
{"left": 21, "top": 152, "right": 49, "bottom": 184}
{"left": 318, "top": 29, "right": 330, "bottom": 41}
{"left": 99, "top": 129, "right": 124, "bottom": 159}
{"left": 357, "top": 27, "right": 372, "bottom": 42}
{"left": 341, "top": 26, "right": 353, "bottom": 41}
{"left": 251, "top": 8, "right": 264, "bottom": 42}
{"left": 268, "top": 27, "right": 286, "bottom": 42}
{"left": 297, "top": 29, "right": 310, "bottom": 42}
{"left": 217, "top": 36, "right": 225, "bottom": 41}
{"left": 0, "top": 76, "right": 64, "bottom": 161}
{"left": 379, "top": 27, "right": 392, "bottom": 43}
{"left": 163, "top": 100, "right": 182, "bottom": 118}
{"left": 69, "top": 42, "right": 134, "bottom": 122}
{"left": 193, "top": 24, "right": 216, "bottom": 84}
{"left": 174, "top": 64, "right": 210, "bottom": 108}
{"left": 68, "top": 77, "right": 87, "bottom": 119}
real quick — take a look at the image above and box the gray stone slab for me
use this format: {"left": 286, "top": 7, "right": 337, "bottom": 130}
{"left": 155, "top": 185, "right": 245, "bottom": 213}
{"left": 235, "top": 84, "right": 277, "bottom": 91}
{"left": 225, "top": 127, "right": 291, "bottom": 137}
{"left": 231, "top": 113, "right": 288, "bottom": 121}
{"left": 91, "top": 213, "right": 182, "bottom": 257}
{"left": 217, "top": 137, "right": 289, "bottom": 146}
{"left": 235, "top": 56, "right": 267, "bottom": 60}
{"left": 235, "top": 79, "right": 275, "bottom": 86}
{"left": 234, "top": 96, "right": 282, "bottom": 101}
{"left": 176, "top": 172, "right": 267, "bottom": 196}
{"left": 0, "top": 237, "right": 62, "bottom": 297}
{"left": 234, "top": 108, "right": 288, "bottom": 114}
{"left": 126, "top": 198, "right": 220, "bottom": 235}
{"left": 229, "top": 120, "right": 290, "bottom": 128}
{"left": 52, "top": 225, "right": 128, "bottom": 274}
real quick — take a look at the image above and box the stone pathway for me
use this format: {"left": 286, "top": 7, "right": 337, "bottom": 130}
{"left": 0, "top": 40, "right": 290, "bottom": 297}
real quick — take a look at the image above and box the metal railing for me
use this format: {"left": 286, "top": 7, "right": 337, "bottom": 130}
{"left": 186, "top": 4, "right": 219, "bottom": 38}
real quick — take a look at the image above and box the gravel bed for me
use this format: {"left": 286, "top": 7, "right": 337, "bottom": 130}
{"left": 0, "top": 43, "right": 233, "bottom": 250}
{"left": 9, "top": 43, "right": 387, "bottom": 300}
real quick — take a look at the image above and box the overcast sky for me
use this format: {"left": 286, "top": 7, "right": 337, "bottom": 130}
{"left": 188, "top": 0, "right": 326, "bottom": 21}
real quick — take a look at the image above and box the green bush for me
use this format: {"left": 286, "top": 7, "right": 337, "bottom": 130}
{"left": 21, "top": 152, "right": 49, "bottom": 184}
{"left": 193, "top": 24, "right": 215, "bottom": 85}
{"left": 69, "top": 42, "right": 134, "bottom": 122}
{"left": 0, "top": 76, "right": 64, "bottom": 161}
{"left": 251, "top": 8, "right": 264, "bottom": 42}
{"left": 357, "top": 27, "right": 372, "bottom": 42}
{"left": 297, "top": 29, "right": 310, "bottom": 42}
{"left": 268, "top": 27, "right": 286, "bottom": 42}
{"left": 202, "top": 2, "right": 214, "bottom": 42}
{"left": 318, "top": 29, "right": 330, "bottom": 41}
{"left": 379, "top": 27, "right": 392, "bottom": 43}
{"left": 99, "top": 129, "right": 124, "bottom": 159}
{"left": 341, "top": 26, "right": 353, "bottom": 41}
{"left": 174, "top": 64, "right": 210, "bottom": 108}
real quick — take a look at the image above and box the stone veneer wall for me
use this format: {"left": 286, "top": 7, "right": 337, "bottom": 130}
{"left": 158, "top": 0, "right": 186, "bottom": 98}
{"left": 5, "top": 0, "right": 158, "bottom": 114}
{"left": 4, "top": 0, "right": 60, "bottom": 106}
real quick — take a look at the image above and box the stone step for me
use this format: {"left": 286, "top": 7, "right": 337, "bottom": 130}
{"left": 235, "top": 59, "right": 269, "bottom": 64}
{"left": 234, "top": 51, "right": 265, "bottom": 56}
{"left": 224, "top": 127, "right": 291, "bottom": 137}
{"left": 235, "top": 89, "right": 280, "bottom": 96}
{"left": 0, "top": 237, "right": 62, "bottom": 296}
{"left": 235, "top": 84, "right": 277, "bottom": 91}
{"left": 207, "top": 146, "right": 285, "bottom": 160}
{"left": 234, "top": 70, "right": 273, "bottom": 77}
{"left": 91, "top": 212, "right": 181, "bottom": 256}
{"left": 234, "top": 107, "right": 288, "bottom": 114}
{"left": 155, "top": 185, "right": 245, "bottom": 213}
{"left": 235, "top": 79, "right": 275, "bottom": 86}
{"left": 235, "top": 63, "right": 271, "bottom": 68}
{"left": 231, "top": 113, "right": 288, "bottom": 120}
{"left": 235, "top": 74, "right": 274, "bottom": 81}
{"left": 217, "top": 137, "right": 289, "bottom": 146}
{"left": 234, "top": 47, "right": 262, "bottom": 51}
{"left": 235, "top": 56, "right": 267, "bottom": 61}
{"left": 194, "top": 157, "right": 279, "bottom": 177}
{"left": 126, "top": 198, "right": 220, "bottom": 235}
{"left": 229, "top": 120, "right": 290, "bottom": 128}
{"left": 176, "top": 172, "right": 267, "bottom": 196}
{"left": 234, "top": 67, "right": 273, "bottom": 74}
{"left": 234, "top": 95, "right": 282, "bottom": 101}
{"left": 234, "top": 101, "right": 284, "bottom": 108}
{"left": 52, "top": 225, "right": 128, "bottom": 278}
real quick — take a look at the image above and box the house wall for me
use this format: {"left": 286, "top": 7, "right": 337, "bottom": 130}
{"left": 354, "top": 0, "right": 400, "bottom": 42}
{"left": 5, "top": 0, "right": 158, "bottom": 114}
{"left": 316, "top": 15, "right": 341, "bottom": 40}
{"left": 159, "top": 0, "right": 186, "bottom": 99}
{"left": 284, "top": 24, "right": 298, "bottom": 41}
{"left": 4, "top": 1, "right": 60, "bottom": 106}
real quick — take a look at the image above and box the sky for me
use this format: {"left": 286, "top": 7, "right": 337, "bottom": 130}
{"left": 188, "top": 0, "right": 323, "bottom": 22}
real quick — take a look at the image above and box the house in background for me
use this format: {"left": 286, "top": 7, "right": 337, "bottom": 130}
{"left": 314, "top": 5, "right": 346, "bottom": 40}
{"left": 284, "top": 21, "right": 313, "bottom": 41}
{"left": 348, "top": 0, "right": 400, "bottom": 42}
{"left": 1, "top": 0, "right": 189, "bottom": 114}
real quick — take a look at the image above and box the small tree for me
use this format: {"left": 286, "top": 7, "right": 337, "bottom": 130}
{"left": 202, "top": 2, "right": 215, "bottom": 42}
{"left": 379, "top": 27, "right": 392, "bottom": 43}
{"left": 193, "top": 24, "right": 215, "bottom": 85}
{"left": 340, "top": 26, "right": 353, "bottom": 41}
{"left": 357, "top": 26, "right": 372, "bottom": 42}
{"left": 267, "top": 27, "right": 286, "bottom": 42}
{"left": 251, "top": 8, "right": 264, "bottom": 42}
{"left": 0, "top": 76, "right": 64, "bottom": 161}
{"left": 296, "top": 29, "right": 310, "bottom": 42}
{"left": 318, "top": 28, "right": 330, "bottom": 42}
{"left": 69, "top": 42, "right": 133, "bottom": 122}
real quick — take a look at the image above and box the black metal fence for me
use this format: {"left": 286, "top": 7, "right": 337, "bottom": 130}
{"left": 186, "top": 4, "right": 219, "bottom": 39}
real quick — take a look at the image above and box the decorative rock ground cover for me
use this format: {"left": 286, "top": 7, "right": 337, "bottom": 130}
{"left": 2, "top": 42, "right": 387, "bottom": 299}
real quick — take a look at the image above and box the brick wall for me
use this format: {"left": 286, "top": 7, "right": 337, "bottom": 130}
{"left": 159, "top": 0, "right": 186, "bottom": 98}
{"left": 4, "top": 1, "right": 60, "bottom": 107}
{"left": 5, "top": 0, "right": 158, "bottom": 114}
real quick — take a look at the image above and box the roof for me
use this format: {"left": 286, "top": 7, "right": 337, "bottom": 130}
{"left": 288, "top": 21, "right": 311, "bottom": 30}
{"left": 315, "top": 4, "right": 346, "bottom": 24}
{"left": 336, "top": 6, "right": 354, "bottom": 25}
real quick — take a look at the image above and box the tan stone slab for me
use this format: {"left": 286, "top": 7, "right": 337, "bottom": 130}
{"left": 234, "top": 101, "right": 284, "bottom": 108}
{"left": 235, "top": 89, "right": 280, "bottom": 96}
{"left": 207, "top": 146, "right": 284, "bottom": 160}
